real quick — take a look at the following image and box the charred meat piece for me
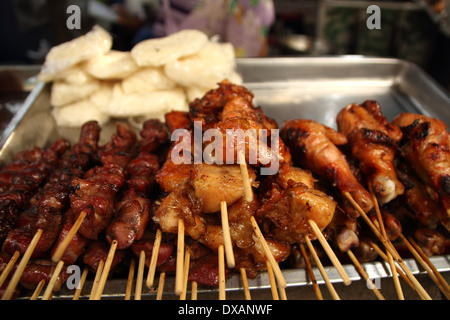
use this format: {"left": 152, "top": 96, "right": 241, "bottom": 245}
{"left": 337, "top": 101, "right": 404, "bottom": 204}
{"left": 106, "top": 189, "right": 150, "bottom": 250}
{"left": 392, "top": 113, "right": 450, "bottom": 218}
{"left": 414, "top": 228, "right": 446, "bottom": 256}
{"left": 281, "top": 119, "right": 373, "bottom": 217}
{"left": 0, "top": 139, "right": 69, "bottom": 243}
{"left": 82, "top": 240, "right": 126, "bottom": 272}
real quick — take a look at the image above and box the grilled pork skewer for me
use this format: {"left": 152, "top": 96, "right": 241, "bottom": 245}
{"left": 2, "top": 121, "right": 101, "bottom": 258}
{"left": 0, "top": 139, "right": 69, "bottom": 243}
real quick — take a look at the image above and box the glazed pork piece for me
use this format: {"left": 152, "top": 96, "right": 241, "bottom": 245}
{"left": 336, "top": 101, "right": 404, "bottom": 204}
{"left": 281, "top": 119, "right": 374, "bottom": 218}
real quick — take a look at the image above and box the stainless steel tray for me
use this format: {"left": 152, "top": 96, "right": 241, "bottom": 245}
{"left": 2, "top": 57, "right": 450, "bottom": 300}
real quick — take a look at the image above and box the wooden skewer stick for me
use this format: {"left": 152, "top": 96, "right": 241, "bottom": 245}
{"left": 52, "top": 211, "right": 87, "bottom": 263}
{"left": 180, "top": 248, "right": 191, "bottom": 300}
{"left": 405, "top": 235, "right": 450, "bottom": 299}
{"left": 238, "top": 150, "right": 253, "bottom": 203}
{"left": 304, "top": 235, "right": 340, "bottom": 300}
{"left": 347, "top": 249, "right": 385, "bottom": 300}
{"left": 344, "top": 192, "right": 432, "bottom": 300}
{"left": 368, "top": 239, "right": 422, "bottom": 298}
{"left": 73, "top": 267, "right": 89, "bottom": 300}
{"left": 265, "top": 261, "right": 279, "bottom": 300}
{"left": 220, "top": 201, "right": 235, "bottom": 268}
{"left": 156, "top": 272, "right": 165, "bottom": 300}
{"left": 0, "top": 250, "right": 20, "bottom": 288}
{"left": 298, "top": 243, "right": 323, "bottom": 300}
{"left": 125, "top": 258, "right": 135, "bottom": 300}
{"left": 42, "top": 260, "right": 65, "bottom": 300}
{"left": 308, "top": 219, "right": 351, "bottom": 286}
{"left": 218, "top": 245, "right": 226, "bottom": 300}
{"left": 93, "top": 239, "right": 118, "bottom": 300}
{"left": 30, "top": 279, "right": 46, "bottom": 300}
{"left": 240, "top": 268, "right": 251, "bottom": 300}
{"left": 191, "top": 281, "right": 198, "bottom": 300}
{"left": 89, "top": 259, "right": 104, "bottom": 300}
{"left": 146, "top": 229, "right": 162, "bottom": 289}
{"left": 2, "top": 228, "right": 43, "bottom": 300}
{"left": 250, "top": 216, "right": 287, "bottom": 288}
{"left": 175, "top": 219, "right": 185, "bottom": 296}
{"left": 135, "top": 250, "right": 146, "bottom": 300}
{"left": 370, "top": 190, "right": 404, "bottom": 300}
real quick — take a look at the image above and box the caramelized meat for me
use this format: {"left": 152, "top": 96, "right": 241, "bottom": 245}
{"left": 392, "top": 112, "right": 450, "bottom": 219}
{"left": 281, "top": 119, "right": 373, "bottom": 217}
{"left": 337, "top": 101, "right": 404, "bottom": 204}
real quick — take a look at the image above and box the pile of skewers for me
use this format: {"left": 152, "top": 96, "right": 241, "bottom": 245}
{"left": 0, "top": 80, "right": 449, "bottom": 300}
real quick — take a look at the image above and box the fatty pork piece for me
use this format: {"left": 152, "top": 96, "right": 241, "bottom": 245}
{"left": 155, "top": 163, "right": 258, "bottom": 239}
{"left": 190, "top": 163, "right": 258, "bottom": 213}
{"left": 337, "top": 101, "right": 404, "bottom": 204}
{"left": 392, "top": 112, "right": 450, "bottom": 218}
{"left": 281, "top": 119, "right": 374, "bottom": 218}
{"left": 256, "top": 163, "right": 337, "bottom": 244}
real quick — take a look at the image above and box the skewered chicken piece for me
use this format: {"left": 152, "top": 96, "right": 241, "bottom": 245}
{"left": 281, "top": 119, "right": 374, "bottom": 218}
{"left": 395, "top": 157, "right": 450, "bottom": 231}
{"left": 392, "top": 113, "right": 450, "bottom": 218}
{"left": 336, "top": 101, "right": 404, "bottom": 204}
{"left": 414, "top": 228, "right": 446, "bottom": 256}
{"left": 256, "top": 162, "right": 337, "bottom": 244}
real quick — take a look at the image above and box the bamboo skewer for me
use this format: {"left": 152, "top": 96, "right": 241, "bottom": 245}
{"left": 146, "top": 229, "right": 162, "bottom": 289}
{"left": 180, "top": 248, "right": 191, "bottom": 300}
{"left": 250, "top": 216, "right": 287, "bottom": 289}
{"left": 175, "top": 219, "right": 185, "bottom": 296}
{"left": 240, "top": 268, "right": 251, "bottom": 300}
{"left": 344, "top": 192, "right": 432, "bottom": 300}
{"left": 220, "top": 201, "right": 235, "bottom": 268}
{"left": 92, "top": 239, "right": 118, "bottom": 300}
{"left": 41, "top": 260, "right": 65, "bottom": 300}
{"left": 2, "top": 228, "right": 43, "bottom": 300}
{"left": 52, "top": 211, "right": 87, "bottom": 263}
{"left": 89, "top": 259, "right": 104, "bottom": 299}
{"left": 135, "top": 250, "right": 146, "bottom": 300}
{"left": 156, "top": 272, "right": 165, "bottom": 300}
{"left": 125, "top": 258, "right": 135, "bottom": 300}
{"left": 30, "top": 279, "right": 46, "bottom": 300}
{"left": 304, "top": 235, "right": 340, "bottom": 300}
{"left": 370, "top": 190, "right": 404, "bottom": 300}
{"left": 347, "top": 249, "right": 385, "bottom": 300}
{"left": 73, "top": 267, "right": 89, "bottom": 300}
{"left": 308, "top": 219, "right": 351, "bottom": 286}
{"left": 266, "top": 261, "right": 279, "bottom": 300}
{"left": 405, "top": 235, "right": 450, "bottom": 299}
{"left": 0, "top": 250, "right": 20, "bottom": 288}
{"left": 298, "top": 243, "right": 323, "bottom": 300}
{"left": 218, "top": 245, "right": 226, "bottom": 300}
{"left": 191, "top": 281, "right": 198, "bottom": 300}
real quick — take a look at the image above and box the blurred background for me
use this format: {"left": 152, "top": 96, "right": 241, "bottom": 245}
{"left": 0, "top": 0, "right": 449, "bottom": 91}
